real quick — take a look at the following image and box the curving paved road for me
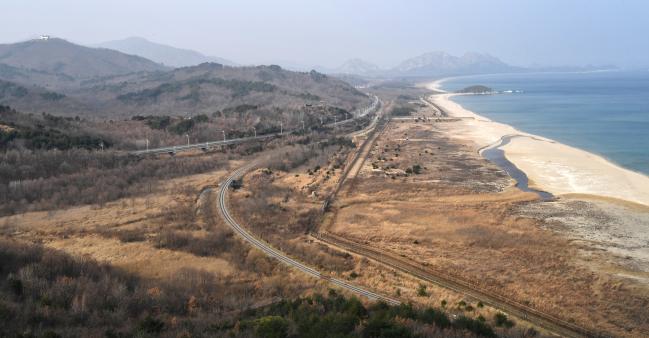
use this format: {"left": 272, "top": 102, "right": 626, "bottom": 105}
{"left": 133, "top": 95, "right": 380, "bottom": 156}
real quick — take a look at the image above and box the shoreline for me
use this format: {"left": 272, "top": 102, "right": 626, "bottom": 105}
{"left": 425, "top": 79, "right": 649, "bottom": 207}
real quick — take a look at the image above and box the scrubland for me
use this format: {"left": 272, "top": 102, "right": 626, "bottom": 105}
{"left": 322, "top": 102, "right": 649, "bottom": 337}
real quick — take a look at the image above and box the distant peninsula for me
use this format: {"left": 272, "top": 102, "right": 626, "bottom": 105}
{"left": 456, "top": 85, "right": 493, "bottom": 94}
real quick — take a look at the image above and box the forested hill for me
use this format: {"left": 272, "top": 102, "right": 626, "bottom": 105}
{"left": 77, "top": 63, "right": 367, "bottom": 117}
{"left": 0, "top": 38, "right": 367, "bottom": 119}
{"left": 0, "top": 61, "right": 367, "bottom": 119}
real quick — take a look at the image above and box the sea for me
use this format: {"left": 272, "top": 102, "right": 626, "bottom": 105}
{"left": 441, "top": 71, "right": 649, "bottom": 176}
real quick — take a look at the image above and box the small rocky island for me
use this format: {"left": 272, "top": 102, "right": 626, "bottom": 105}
{"left": 456, "top": 85, "right": 494, "bottom": 94}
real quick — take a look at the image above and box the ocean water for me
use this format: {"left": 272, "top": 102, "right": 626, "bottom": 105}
{"left": 441, "top": 71, "right": 649, "bottom": 176}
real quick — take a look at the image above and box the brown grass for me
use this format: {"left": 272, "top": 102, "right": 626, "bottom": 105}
{"left": 325, "top": 116, "right": 649, "bottom": 337}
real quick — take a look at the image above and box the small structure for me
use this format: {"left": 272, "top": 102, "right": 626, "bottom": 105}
{"left": 39, "top": 35, "right": 50, "bottom": 41}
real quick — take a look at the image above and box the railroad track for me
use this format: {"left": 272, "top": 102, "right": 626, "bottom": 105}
{"left": 215, "top": 160, "right": 400, "bottom": 306}
{"left": 313, "top": 99, "right": 602, "bottom": 337}
{"left": 313, "top": 231, "right": 603, "bottom": 338}
{"left": 212, "top": 98, "right": 402, "bottom": 305}
{"left": 322, "top": 104, "right": 388, "bottom": 211}
{"left": 212, "top": 94, "right": 606, "bottom": 337}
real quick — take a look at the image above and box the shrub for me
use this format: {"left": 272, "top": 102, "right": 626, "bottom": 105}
{"left": 454, "top": 316, "right": 496, "bottom": 337}
{"left": 194, "top": 114, "right": 209, "bottom": 123}
{"left": 137, "top": 315, "right": 165, "bottom": 334}
{"left": 254, "top": 316, "right": 289, "bottom": 338}
{"left": 142, "top": 115, "right": 171, "bottom": 130}
{"left": 230, "top": 178, "right": 243, "bottom": 190}
{"left": 419, "top": 307, "right": 451, "bottom": 329}
{"left": 115, "top": 229, "right": 146, "bottom": 243}
{"left": 416, "top": 284, "right": 428, "bottom": 297}
{"left": 494, "top": 312, "right": 515, "bottom": 328}
{"left": 155, "top": 230, "right": 191, "bottom": 250}
{"left": 169, "top": 119, "right": 195, "bottom": 135}
{"left": 363, "top": 314, "right": 412, "bottom": 338}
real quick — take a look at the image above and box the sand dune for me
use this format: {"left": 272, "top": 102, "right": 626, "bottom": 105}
{"left": 426, "top": 82, "right": 649, "bottom": 207}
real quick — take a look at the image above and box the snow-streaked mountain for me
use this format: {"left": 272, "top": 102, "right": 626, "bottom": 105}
{"left": 96, "top": 37, "right": 237, "bottom": 68}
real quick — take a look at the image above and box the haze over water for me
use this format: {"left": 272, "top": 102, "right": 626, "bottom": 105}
{"left": 442, "top": 71, "right": 649, "bottom": 176}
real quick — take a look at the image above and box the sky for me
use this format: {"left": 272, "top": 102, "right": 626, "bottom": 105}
{"left": 3, "top": 0, "right": 648, "bottom": 69}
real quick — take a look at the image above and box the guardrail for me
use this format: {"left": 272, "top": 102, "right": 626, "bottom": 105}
{"left": 132, "top": 95, "right": 380, "bottom": 156}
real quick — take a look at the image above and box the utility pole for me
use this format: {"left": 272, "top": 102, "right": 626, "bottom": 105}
{"left": 145, "top": 138, "right": 149, "bottom": 151}
{"left": 222, "top": 130, "right": 226, "bottom": 141}
{"left": 185, "top": 134, "right": 190, "bottom": 145}
{"left": 280, "top": 122, "right": 283, "bottom": 135}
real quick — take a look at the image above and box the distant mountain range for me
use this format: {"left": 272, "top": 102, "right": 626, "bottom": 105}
{"left": 272, "top": 52, "right": 514, "bottom": 78}
{"left": 0, "top": 36, "right": 618, "bottom": 118}
{"left": 326, "top": 52, "right": 616, "bottom": 78}
{"left": 0, "top": 38, "right": 366, "bottom": 118}
{"left": 334, "top": 59, "right": 382, "bottom": 76}
{"left": 95, "top": 37, "right": 237, "bottom": 68}
{"left": 328, "top": 52, "right": 521, "bottom": 78}
{"left": 389, "top": 51, "right": 520, "bottom": 77}
{"left": 0, "top": 38, "right": 168, "bottom": 80}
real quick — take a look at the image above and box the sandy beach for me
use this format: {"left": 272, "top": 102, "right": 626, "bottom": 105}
{"left": 425, "top": 80, "right": 649, "bottom": 207}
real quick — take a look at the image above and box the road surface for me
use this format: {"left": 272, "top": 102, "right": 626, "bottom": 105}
{"left": 133, "top": 95, "right": 380, "bottom": 156}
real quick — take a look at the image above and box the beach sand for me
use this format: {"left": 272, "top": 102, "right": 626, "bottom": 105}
{"left": 425, "top": 82, "right": 649, "bottom": 207}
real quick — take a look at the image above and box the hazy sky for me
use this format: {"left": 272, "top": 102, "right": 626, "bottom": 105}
{"left": 3, "top": 0, "right": 648, "bottom": 68}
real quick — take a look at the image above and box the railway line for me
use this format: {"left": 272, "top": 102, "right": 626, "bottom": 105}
{"left": 214, "top": 160, "right": 400, "bottom": 306}
{"left": 212, "top": 93, "right": 603, "bottom": 337}
{"left": 212, "top": 97, "right": 401, "bottom": 305}
{"left": 321, "top": 101, "right": 388, "bottom": 211}
{"left": 311, "top": 231, "right": 601, "bottom": 338}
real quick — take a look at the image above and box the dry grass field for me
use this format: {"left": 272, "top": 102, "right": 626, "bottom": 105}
{"left": 0, "top": 158, "right": 322, "bottom": 319}
{"left": 223, "top": 119, "right": 548, "bottom": 336}
{"left": 4, "top": 96, "right": 646, "bottom": 336}
{"left": 322, "top": 103, "right": 649, "bottom": 337}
